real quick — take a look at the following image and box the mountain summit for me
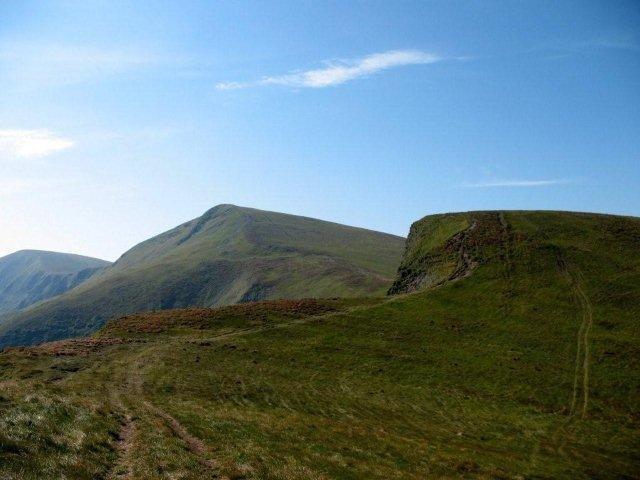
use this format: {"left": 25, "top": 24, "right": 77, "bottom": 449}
{"left": 0, "top": 205, "right": 405, "bottom": 347}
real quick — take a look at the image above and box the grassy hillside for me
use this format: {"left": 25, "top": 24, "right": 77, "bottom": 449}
{"left": 0, "top": 210, "right": 638, "bottom": 479}
{"left": 0, "top": 205, "right": 404, "bottom": 348}
{"left": 0, "top": 250, "right": 110, "bottom": 315}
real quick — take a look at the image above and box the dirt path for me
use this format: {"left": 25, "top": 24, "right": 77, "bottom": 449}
{"left": 107, "top": 414, "right": 135, "bottom": 479}
{"left": 530, "top": 255, "right": 596, "bottom": 472}
{"left": 572, "top": 271, "right": 593, "bottom": 419}
{"left": 106, "top": 301, "right": 397, "bottom": 475}
{"left": 105, "top": 298, "right": 414, "bottom": 477}
{"left": 558, "top": 259, "right": 593, "bottom": 419}
{"left": 570, "top": 311, "right": 586, "bottom": 416}
{"left": 189, "top": 299, "right": 396, "bottom": 344}
{"left": 498, "top": 212, "right": 513, "bottom": 274}
{"left": 110, "top": 341, "right": 230, "bottom": 478}
{"left": 142, "top": 401, "right": 225, "bottom": 476}
{"left": 102, "top": 345, "right": 154, "bottom": 479}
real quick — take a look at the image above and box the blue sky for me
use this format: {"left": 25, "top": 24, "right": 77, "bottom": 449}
{"left": 1, "top": 1, "right": 639, "bottom": 261}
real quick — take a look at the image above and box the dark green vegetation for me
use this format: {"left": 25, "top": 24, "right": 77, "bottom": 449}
{"left": 0, "top": 250, "right": 110, "bottom": 315}
{"left": 0, "top": 205, "right": 404, "bottom": 348}
{"left": 0, "top": 210, "right": 638, "bottom": 479}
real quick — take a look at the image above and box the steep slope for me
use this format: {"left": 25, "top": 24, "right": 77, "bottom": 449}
{"left": 0, "top": 210, "right": 638, "bottom": 479}
{"left": 0, "top": 205, "right": 405, "bottom": 347}
{"left": 0, "top": 250, "right": 110, "bottom": 315}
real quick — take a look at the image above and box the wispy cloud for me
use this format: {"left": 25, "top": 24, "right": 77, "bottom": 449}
{"left": 0, "top": 130, "right": 74, "bottom": 160}
{"left": 460, "top": 179, "right": 571, "bottom": 188}
{"left": 216, "top": 50, "right": 441, "bottom": 90}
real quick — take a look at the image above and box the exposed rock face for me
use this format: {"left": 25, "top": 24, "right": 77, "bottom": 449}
{"left": 388, "top": 212, "right": 507, "bottom": 294}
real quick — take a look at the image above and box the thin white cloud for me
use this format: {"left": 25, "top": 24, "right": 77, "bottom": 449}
{"left": 0, "top": 130, "right": 74, "bottom": 160}
{"left": 460, "top": 179, "right": 571, "bottom": 188}
{"left": 216, "top": 49, "right": 441, "bottom": 90}
{"left": 216, "top": 81, "right": 249, "bottom": 91}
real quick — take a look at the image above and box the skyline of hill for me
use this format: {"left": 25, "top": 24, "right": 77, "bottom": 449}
{"left": 0, "top": 204, "right": 405, "bottom": 348}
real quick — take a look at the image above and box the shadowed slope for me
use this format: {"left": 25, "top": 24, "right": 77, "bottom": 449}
{"left": 0, "top": 205, "right": 404, "bottom": 347}
{"left": 0, "top": 250, "right": 110, "bottom": 315}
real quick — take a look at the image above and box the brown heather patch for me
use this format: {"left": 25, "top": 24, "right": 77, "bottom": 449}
{"left": 5, "top": 337, "right": 128, "bottom": 357}
{"left": 102, "top": 298, "right": 341, "bottom": 335}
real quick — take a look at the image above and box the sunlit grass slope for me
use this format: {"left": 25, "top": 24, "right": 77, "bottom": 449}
{"left": 0, "top": 205, "right": 404, "bottom": 348}
{"left": 0, "top": 210, "right": 638, "bottom": 479}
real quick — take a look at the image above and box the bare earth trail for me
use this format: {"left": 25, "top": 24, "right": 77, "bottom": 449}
{"left": 554, "top": 250, "right": 594, "bottom": 419}
{"left": 104, "top": 348, "right": 146, "bottom": 480}
{"left": 498, "top": 212, "right": 514, "bottom": 274}
{"left": 111, "top": 340, "right": 227, "bottom": 478}
{"left": 101, "top": 344, "right": 225, "bottom": 478}
{"left": 106, "top": 413, "right": 135, "bottom": 480}
{"left": 105, "top": 352, "right": 143, "bottom": 480}
{"left": 571, "top": 269, "right": 594, "bottom": 419}
{"left": 559, "top": 263, "right": 594, "bottom": 419}
{"left": 542, "top": 258, "right": 596, "bottom": 472}
{"left": 142, "top": 400, "right": 224, "bottom": 475}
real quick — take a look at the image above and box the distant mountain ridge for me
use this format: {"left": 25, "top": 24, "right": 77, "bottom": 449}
{"left": 0, "top": 250, "right": 110, "bottom": 315}
{"left": 0, "top": 205, "right": 405, "bottom": 347}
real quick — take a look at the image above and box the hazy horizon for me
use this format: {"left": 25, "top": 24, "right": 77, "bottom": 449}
{"left": 2, "top": 1, "right": 639, "bottom": 261}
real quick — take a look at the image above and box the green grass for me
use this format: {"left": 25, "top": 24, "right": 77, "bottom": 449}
{"left": 0, "top": 210, "right": 638, "bottom": 478}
